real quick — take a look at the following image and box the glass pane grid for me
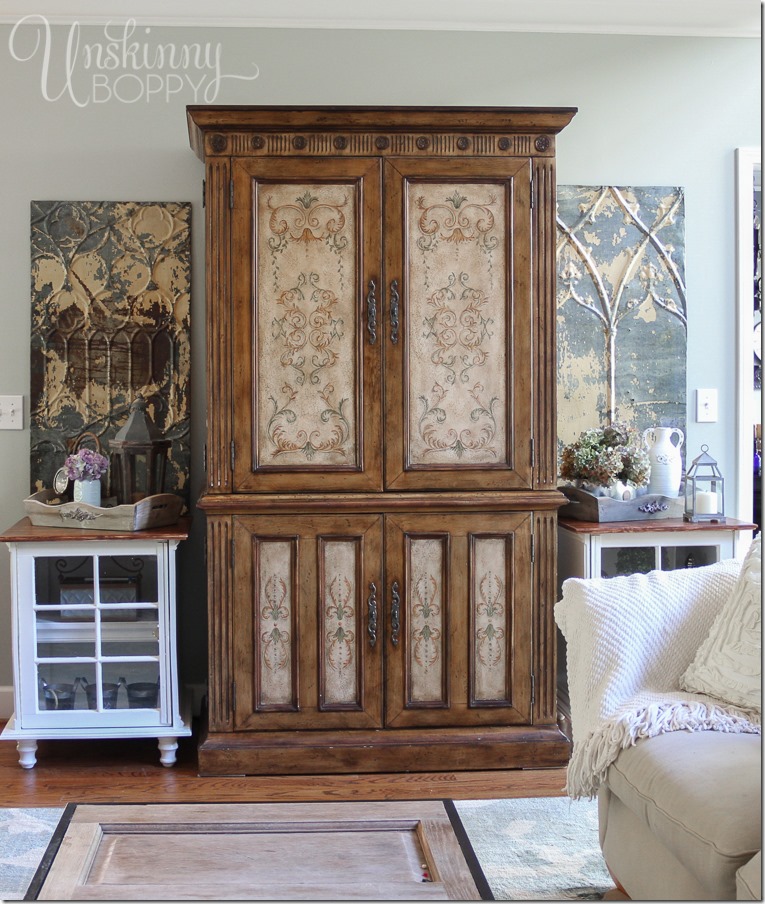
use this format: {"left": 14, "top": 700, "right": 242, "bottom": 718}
{"left": 600, "top": 546, "right": 658, "bottom": 578}
{"left": 36, "top": 662, "right": 163, "bottom": 712}
{"left": 35, "top": 657, "right": 97, "bottom": 664}
{"left": 28, "top": 552, "right": 165, "bottom": 713}
{"left": 661, "top": 545, "right": 720, "bottom": 570}
{"left": 99, "top": 656, "right": 160, "bottom": 663}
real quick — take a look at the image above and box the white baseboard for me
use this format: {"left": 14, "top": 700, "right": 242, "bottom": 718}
{"left": 0, "top": 686, "right": 14, "bottom": 720}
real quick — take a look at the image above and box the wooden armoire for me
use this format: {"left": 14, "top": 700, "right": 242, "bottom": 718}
{"left": 186, "top": 106, "right": 576, "bottom": 775}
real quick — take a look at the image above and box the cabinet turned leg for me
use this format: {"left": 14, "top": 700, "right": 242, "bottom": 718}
{"left": 157, "top": 737, "right": 178, "bottom": 767}
{"left": 17, "top": 740, "right": 37, "bottom": 769}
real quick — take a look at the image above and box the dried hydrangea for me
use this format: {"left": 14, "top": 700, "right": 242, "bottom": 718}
{"left": 559, "top": 423, "right": 650, "bottom": 488}
{"left": 64, "top": 448, "right": 110, "bottom": 481}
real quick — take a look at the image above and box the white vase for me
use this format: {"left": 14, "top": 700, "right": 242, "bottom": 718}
{"left": 73, "top": 478, "right": 101, "bottom": 507}
{"left": 643, "top": 427, "right": 684, "bottom": 497}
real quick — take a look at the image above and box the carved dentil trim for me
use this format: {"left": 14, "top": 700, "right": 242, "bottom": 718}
{"left": 208, "top": 133, "right": 554, "bottom": 157}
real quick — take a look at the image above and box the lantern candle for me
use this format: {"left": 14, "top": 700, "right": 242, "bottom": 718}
{"left": 695, "top": 491, "right": 719, "bottom": 514}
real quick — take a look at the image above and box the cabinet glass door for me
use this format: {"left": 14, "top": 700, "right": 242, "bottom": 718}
{"left": 598, "top": 542, "right": 723, "bottom": 578}
{"left": 20, "top": 548, "right": 168, "bottom": 728}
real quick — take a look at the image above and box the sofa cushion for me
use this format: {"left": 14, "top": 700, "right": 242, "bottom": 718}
{"left": 737, "top": 851, "right": 762, "bottom": 900}
{"left": 606, "top": 730, "right": 761, "bottom": 900}
{"left": 682, "top": 536, "right": 761, "bottom": 713}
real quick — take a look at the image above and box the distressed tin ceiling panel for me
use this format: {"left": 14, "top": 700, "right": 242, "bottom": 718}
{"left": 556, "top": 185, "right": 686, "bottom": 452}
{"left": 30, "top": 200, "right": 191, "bottom": 504}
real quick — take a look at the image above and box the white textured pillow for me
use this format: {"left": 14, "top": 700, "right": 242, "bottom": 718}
{"left": 681, "top": 536, "right": 761, "bottom": 712}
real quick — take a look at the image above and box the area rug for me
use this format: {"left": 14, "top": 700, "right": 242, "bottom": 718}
{"left": 454, "top": 797, "right": 612, "bottom": 900}
{"left": 0, "top": 797, "right": 610, "bottom": 901}
{"left": 0, "top": 809, "right": 63, "bottom": 901}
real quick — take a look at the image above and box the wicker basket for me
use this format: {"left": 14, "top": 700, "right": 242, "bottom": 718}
{"left": 24, "top": 489, "right": 183, "bottom": 531}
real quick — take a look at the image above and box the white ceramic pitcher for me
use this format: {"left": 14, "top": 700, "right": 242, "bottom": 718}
{"left": 643, "top": 426, "right": 684, "bottom": 497}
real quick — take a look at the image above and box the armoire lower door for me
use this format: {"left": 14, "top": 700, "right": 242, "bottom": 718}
{"left": 384, "top": 512, "right": 533, "bottom": 729}
{"left": 232, "top": 514, "right": 383, "bottom": 731}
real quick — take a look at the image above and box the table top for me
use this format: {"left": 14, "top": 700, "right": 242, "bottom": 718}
{"left": 0, "top": 516, "right": 191, "bottom": 544}
{"left": 558, "top": 516, "right": 757, "bottom": 536}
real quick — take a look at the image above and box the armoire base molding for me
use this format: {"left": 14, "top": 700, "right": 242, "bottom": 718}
{"left": 197, "top": 723, "right": 571, "bottom": 776}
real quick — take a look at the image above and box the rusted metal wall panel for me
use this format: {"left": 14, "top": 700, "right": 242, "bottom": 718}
{"left": 30, "top": 201, "right": 191, "bottom": 505}
{"left": 556, "top": 185, "right": 686, "bottom": 453}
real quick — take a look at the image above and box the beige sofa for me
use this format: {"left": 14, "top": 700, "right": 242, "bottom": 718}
{"left": 555, "top": 541, "right": 762, "bottom": 901}
{"left": 598, "top": 729, "right": 761, "bottom": 900}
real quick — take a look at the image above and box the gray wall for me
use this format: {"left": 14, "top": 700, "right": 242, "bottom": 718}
{"left": 0, "top": 24, "right": 760, "bottom": 694}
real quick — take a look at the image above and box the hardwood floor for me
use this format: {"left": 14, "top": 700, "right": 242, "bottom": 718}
{"left": 0, "top": 719, "right": 568, "bottom": 807}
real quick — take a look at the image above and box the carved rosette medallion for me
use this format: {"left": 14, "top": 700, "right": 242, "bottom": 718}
{"left": 472, "top": 538, "right": 509, "bottom": 702}
{"left": 256, "top": 541, "right": 294, "bottom": 708}
{"left": 321, "top": 540, "right": 359, "bottom": 707}
{"left": 408, "top": 538, "right": 445, "bottom": 704}
{"left": 406, "top": 184, "right": 508, "bottom": 466}
{"left": 256, "top": 183, "right": 357, "bottom": 468}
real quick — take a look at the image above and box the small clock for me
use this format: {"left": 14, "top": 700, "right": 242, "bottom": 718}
{"left": 53, "top": 468, "right": 69, "bottom": 495}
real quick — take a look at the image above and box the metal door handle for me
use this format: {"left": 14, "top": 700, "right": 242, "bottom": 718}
{"left": 389, "top": 279, "right": 400, "bottom": 345}
{"left": 367, "top": 582, "right": 378, "bottom": 647}
{"left": 390, "top": 580, "right": 401, "bottom": 647}
{"left": 366, "top": 279, "right": 377, "bottom": 344}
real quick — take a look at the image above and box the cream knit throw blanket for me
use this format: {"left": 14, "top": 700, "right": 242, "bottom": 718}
{"left": 555, "top": 557, "right": 761, "bottom": 800}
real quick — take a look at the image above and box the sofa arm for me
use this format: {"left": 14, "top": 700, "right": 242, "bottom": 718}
{"left": 555, "top": 558, "right": 741, "bottom": 744}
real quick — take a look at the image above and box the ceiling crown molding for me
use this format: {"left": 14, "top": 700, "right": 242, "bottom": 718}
{"left": 0, "top": 0, "right": 761, "bottom": 37}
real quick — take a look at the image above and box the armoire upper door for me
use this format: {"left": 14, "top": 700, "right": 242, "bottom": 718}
{"left": 383, "top": 158, "right": 533, "bottom": 491}
{"left": 232, "top": 158, "right": 383, "bottom": 492}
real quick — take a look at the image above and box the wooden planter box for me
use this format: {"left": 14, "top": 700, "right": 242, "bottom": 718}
{"left": 24, "top": 489, "right": 183, "bottom": 531}
{"left": 559, "top": 485, "right": 684, "bottom": 522}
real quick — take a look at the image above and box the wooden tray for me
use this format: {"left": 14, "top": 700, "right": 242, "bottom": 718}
{"left": 24, "top": 490, "right": 183, "bottom": 531}
{"left": 559, "top": 484, "right": 684, "bottom": 522}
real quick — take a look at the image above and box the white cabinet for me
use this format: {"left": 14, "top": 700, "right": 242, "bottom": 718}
{"left": 0, "top": 520, "right": 191, "bottom": 768}
{"left": 558, "top": 516, "right": 754, "bottom": 593}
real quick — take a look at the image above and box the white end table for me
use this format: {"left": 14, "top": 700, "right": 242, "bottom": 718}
{"left": 1, "top": 518, "right": 192, "bottom": 768}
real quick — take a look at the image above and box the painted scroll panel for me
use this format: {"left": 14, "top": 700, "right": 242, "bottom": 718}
{"left": 321, "top": 539, "right": 360, "bottom": 707}
{"left": 406, "top": 182, "right": 508, "bottom": 466}
{"left": 30, "top": 201, "right": 191, "bottom": 505}
{"left": 472, "top": 537, "right": 509, "bottom": 704}
{"left": 408, "top": 538, "right": 446, "bottom": 705}
{"left": 255, "top": 182, "right": 358, "bottom": 468}
{"left": 556, "top": 186, "right": 686, "bottom": 449}
{"left": 256, "top": 539, "right": 295, "bottom": 710}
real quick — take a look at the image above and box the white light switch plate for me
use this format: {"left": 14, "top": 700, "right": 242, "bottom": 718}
{"left": 0, "top": 395, "right": 23, "bottom": 429}
{"left": 696, "top": 388, "right": 718, "bottom": 423}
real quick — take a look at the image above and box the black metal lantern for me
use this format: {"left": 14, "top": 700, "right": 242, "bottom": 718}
{"left": 684, "top": 444, "right": 726, "bottom": 523}
{"left": 109, "top": 396, "right": 171, "bottom": 505}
